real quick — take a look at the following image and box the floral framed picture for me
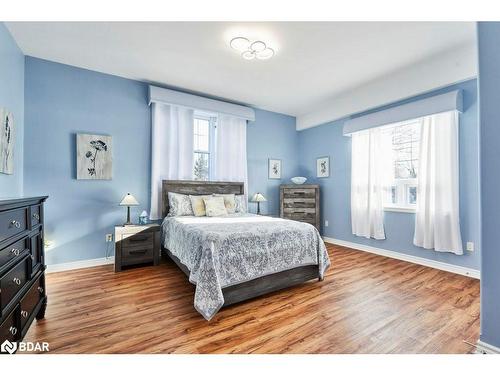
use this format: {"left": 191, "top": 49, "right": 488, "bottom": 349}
{"left": 0, "top": 109, "right": 14, "bottom": 175}
{"left": 76, "top": 133, "right": 112, "bottom": 180}
{"left": 268, "top": 158, "right": 282, "bottom": 179}
{"left": 316, "top": 156, "right": 330, "bottom": 178}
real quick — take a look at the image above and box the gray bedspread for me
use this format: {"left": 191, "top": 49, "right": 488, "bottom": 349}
{"left": 162, "top": 213, "right": 330, "bottom": 320}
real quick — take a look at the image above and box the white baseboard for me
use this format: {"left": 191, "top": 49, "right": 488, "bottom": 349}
{"left": 323, "top": 237, "right": 480, "bottom": 279}
{"left": 46, "top": 257, "right": 114, "bottom": 273}
{"left": 476, "top": 340, "right": 500, "bottom": 354}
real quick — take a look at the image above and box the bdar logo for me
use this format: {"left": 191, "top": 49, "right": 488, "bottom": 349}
{"left": 1, "top": 340, "right": 17, "bottom": 354}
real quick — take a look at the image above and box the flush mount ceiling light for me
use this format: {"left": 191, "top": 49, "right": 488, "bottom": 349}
{"left": 230, "top": 37, "right": 250, "bottom": 51}
{"left": 230, "top": 37, "right": 275, "bottom": 60}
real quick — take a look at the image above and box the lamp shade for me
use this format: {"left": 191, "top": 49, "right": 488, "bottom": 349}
{"left": 251, "top": 193, "right": 267, "bottom": 202}
{"left": 120, "top": 193, "right": 139, "bottom": 206}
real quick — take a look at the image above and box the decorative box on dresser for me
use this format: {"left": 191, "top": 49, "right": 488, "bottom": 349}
{"left": 280, "top": 184, "right": 320, "bottom": 232}
{"left": 0, "top": 197, "right": 48, "bottom": 348}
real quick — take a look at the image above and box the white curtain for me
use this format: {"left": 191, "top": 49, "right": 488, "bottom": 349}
{"left": 214, "top": 115, "right": 248, "bottom": 196}
{"left": 414, "top": 111, "right": 463, "bottom": 254}
{"left": 150, "top": 103, "right": 194, "bottom": 219}
{"left": 351, "top": 127, "right": 391, "bottom": 240}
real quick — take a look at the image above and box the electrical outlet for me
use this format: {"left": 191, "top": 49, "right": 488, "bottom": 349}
{"left": 466, "top": 242, "right": 474, "bottom": 252}
{"left": 106, "top": 234, "right": 113, "bottom": 242}
{"left": 325, "top": 220, "right": 329, "bottom": 227}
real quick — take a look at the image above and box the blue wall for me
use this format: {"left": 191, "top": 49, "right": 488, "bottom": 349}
{"left": 0, "top": 24, "right": 24, "bottom": 196}
{"left": 24, "top": 57, "right": 151, "bottom": 264}
{"left": 298, "top": 79, "right": 480, "bottom": 270}
{"left": 247, "top": 109, "right": 298, "bottom": 215}
{"left": 24, "top": 57, "right": 298, "bottom": 264}
{"left": 477, "top": 22, "right": 500, "bottom": 349}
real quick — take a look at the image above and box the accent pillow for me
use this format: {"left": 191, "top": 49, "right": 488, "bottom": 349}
{"left": 203, "top": 196, "right": 228, "bottom": 217}
{"left": 234, "top": 195, "right": 247, "bottom": 213}
{"left": 189, "top": 195, "right": 212, "bottom": 217}
{"left": 168, "top": 192, "right": 194, "bottom": 217}
{"left": 214, "top": 194, "right": 236, "bottom": 214}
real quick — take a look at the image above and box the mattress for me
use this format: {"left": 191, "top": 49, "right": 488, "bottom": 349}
{"left": 162, "top": 213, "right": 330, "bottom": 320}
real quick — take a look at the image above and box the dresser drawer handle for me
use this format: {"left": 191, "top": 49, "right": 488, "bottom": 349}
{"left": 128, "top": 236, "right": 149, "bottom": 242}
{"left": 9, "top": 326, "right": 17, "bottom": 335}
{"left": 21, "top": 310, "right": 29, "bottom": 318}
{"left": 13, "top": 278, "right": 21, "bottom": 285}
{"left": 10, "top": 220, "right": 21, "bottom": 229}
{"left": 11, "top": 248, "right": 20, "bottom": 256}
{"left": 38, "top": 286, "right": 44, "bottom": 294}
{"left": 32, "top": 213, "right": 40, "bottom": 220}
{"left": 129, "top": 249, "right": 148, "bottom": 255}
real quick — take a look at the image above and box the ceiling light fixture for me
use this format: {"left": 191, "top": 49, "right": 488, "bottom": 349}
{"left": 230, "top": 37, "right": 250, "bottom": 52}
{"left": 230, "top": 37, "right": 275, "bottom": 61}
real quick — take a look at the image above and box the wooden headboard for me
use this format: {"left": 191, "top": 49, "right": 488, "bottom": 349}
{"left": 161, "top": 180, "right": 245, "bottom": 218}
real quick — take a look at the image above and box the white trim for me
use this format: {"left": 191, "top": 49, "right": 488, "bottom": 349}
{"left": 148, "top": 85, "right": 255, "bottom": 121}
{"left": 384, "top": 206, "right": 416, "bottom": 213}
{"left": 46, "top": 257, "right": 114, "bottom": 273}
{"left": 476, "top": 340, "right": 500, "bottom": 354}
{"left": 323, "top": 237, "right": 480, "bottom": 279}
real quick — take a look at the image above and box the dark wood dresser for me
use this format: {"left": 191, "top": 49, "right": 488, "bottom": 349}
{"left": 0, "top": 197, "right": 48, "bottom": 347}
{"left": 280, "top": 184, "right": 320, "bottom": 231}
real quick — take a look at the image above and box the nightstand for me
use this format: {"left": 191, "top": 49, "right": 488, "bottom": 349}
{"left": 114, "top": 224, "right": 160, "bottom": 272}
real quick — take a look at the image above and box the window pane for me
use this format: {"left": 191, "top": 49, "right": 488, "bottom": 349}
{"left": 391, "top": 186, "right": 397, "bottom": 204}
{"left": 193, "top": 152, "right": 209, "bottom": 181}
{"left": 193, "top": 118, "right": 209, "bottom": 152}
{"left": 408, "top": 186, "right": 417, "bottom": 205}
{"left": 395, "top": 160, "right": 418, "bottom": 179}
{"left": 391, "top": 121, "right": 420, "bottom": 179}
{"left": 383, "top": 119, "right": 421, "bottom": 208}
{"left": 198, "top": 134, "right": 209, "bottom": 151}
{"left": 198, "top": 120, "right": 209, "bottom": 135}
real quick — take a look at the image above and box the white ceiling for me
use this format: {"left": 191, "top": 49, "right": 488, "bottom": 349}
{"left": 7, "top": 22, "right": 477, "bottom": 122}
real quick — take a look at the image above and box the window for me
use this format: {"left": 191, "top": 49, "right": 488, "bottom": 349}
{"left": 384, "top": 119, "right": 422, "bottom": 211}
{"left": 193, "top": 115, "right": 216, "bottom": 181}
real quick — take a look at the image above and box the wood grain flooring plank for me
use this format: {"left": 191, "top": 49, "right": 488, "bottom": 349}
{"left": 23, "top": 244, "right": 480, "bottom": 354}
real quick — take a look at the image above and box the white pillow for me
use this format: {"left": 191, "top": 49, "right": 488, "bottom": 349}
{"left": 189, "top": 195, "right": 212, "bottom": 217}
{"left": 168, "top": 192, "right": 194, "bottom": 217}
{"left": 203, "top": 196, "right": 228, "bottom": 217}
{"left": 214, "top": 194, "right": 236, "bottom": 214}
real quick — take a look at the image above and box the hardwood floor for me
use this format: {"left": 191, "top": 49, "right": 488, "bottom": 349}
{"left": 24, "top": 244, "right": 480, "bottom": 354}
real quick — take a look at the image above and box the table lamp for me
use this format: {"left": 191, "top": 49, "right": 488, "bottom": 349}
{"left": 251, "top": 193, "right": 267, "bottom": 215}
{"left": 120, "top": 193, "right": 139, "bottom": 225}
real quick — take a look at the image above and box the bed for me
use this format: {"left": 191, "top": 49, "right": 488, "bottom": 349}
{"left": 161, "top": 180, "right": 330, "bottom": 320}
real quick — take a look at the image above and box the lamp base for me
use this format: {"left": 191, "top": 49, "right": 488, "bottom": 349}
{"left": 123, "top": 206, "right": 134, "bottom": 226}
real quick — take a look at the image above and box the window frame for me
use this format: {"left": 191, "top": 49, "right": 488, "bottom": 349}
{"left": 192, "top": 113, "right": 217, "bottom": 181}
{"left": 383, "top": 118, "right": 422, "bottom": 213}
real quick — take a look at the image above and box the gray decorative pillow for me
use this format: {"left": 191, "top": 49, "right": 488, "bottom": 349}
{"left": 234, "top": 195, "right": 247, "bottom": 213}
{"left": 168, "top": 192, "right": 194, "bottom": 217}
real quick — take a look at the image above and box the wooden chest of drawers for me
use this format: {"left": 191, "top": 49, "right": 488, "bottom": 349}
{"left": 0, "top": 197, "right": 48, "bottom": 348}
{"left": 280, "top": 185, "right": 320, "bottom": 231}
